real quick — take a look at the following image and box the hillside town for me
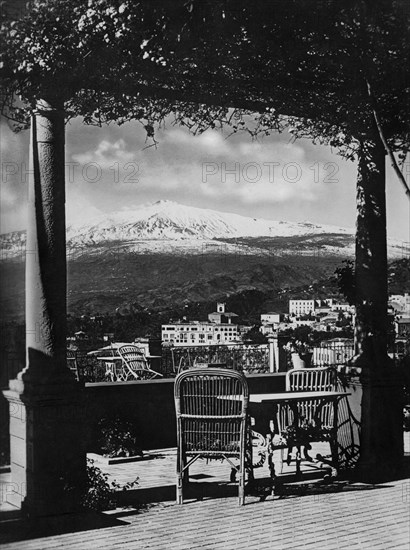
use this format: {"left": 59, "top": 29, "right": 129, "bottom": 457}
{"left": 60, "top": 292, "right": 410, "bottom": 375}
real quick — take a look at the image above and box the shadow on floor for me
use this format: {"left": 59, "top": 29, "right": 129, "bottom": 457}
{"left": 116, "top": 468, "right": 395, "bottom": 509}
{"left": 117, "top": 480, "right": 240, "bottom": 507}
{"left": 0, "top": 465, "right": 403, "bottom": 545}
{"left": 0, "top": 511, "right": 129, "bottom": 545}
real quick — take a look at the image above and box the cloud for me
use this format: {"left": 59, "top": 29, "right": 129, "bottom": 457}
{"left": 62, "top": 122, "right": 354, "bottom": 227}
{"left": 71, "top": 138, "right": 135, "bottom": 168}
{"left": 65, "top": 190, "right": 104, "bottom": 225}
{"left": 161, "top": 128, "right": 231, "bottom": 156}
{"left": 3, "top": 116, "right": 407, "bottom": 240}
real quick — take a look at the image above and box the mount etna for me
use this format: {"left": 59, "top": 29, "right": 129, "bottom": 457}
{"left": 0, "top": 201, "right": 406, "bottom": 320}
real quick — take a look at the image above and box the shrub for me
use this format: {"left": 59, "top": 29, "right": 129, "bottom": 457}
{"left": 98, "top": 417, "right": 143, "bottom": 458}
{"left": 83, "top": 458, "right": 139, "bottom": 511}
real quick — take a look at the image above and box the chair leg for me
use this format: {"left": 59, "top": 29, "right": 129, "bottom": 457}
{"left": 237, "top": 441, "right": 246, "bottom": 506}
{"left": 183, "top": 465, "right": 189, "bottom": 484}
{"left": 295, "top": 447, "right": 302, "bottom": 479}
{"left": 245, "top": 423, "right": 255, "bottom": 482}
{"left": 177, "top": 470, "right": 183, "bottom": 504}
{"left": 238, "top": 462, "right": 245, "bottom": 506}
{"left": 286, "top": 446, "right": 293, "bottom": 465}
{"left": 330, "top": 437, "right": 338, "bottom": 470}
{"left": 303, "top": 443, "right": 313, "bottom": 461}
{"left": 176, "top": 449, "right": 184, "bottom": 504}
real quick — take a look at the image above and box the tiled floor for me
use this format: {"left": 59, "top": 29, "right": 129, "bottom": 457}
{"left": 1, "top": 436, "right": 409, "bottom": 549}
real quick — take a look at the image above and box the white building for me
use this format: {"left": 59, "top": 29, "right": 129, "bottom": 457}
{"left": 289, "top": 298, "right": 355, "bottom": 317}
{"left": 260, "top": 313, "right": 286, "bottom": 335}
{"left": 161, "top": 321, "right": 239, "bottom": 346}
{"left": 261, "top": 312, "right": 283, "bottom": 325}
{"left": 289, "top": 299, "right": 317, "bottom": 316}
{"left": 208, "top": 302, "right": 238, "bottom": 324}
{"left": 331, "top": 302, "right": 354, "bottom": 313}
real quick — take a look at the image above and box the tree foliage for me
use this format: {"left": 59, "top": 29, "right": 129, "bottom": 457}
{"left": 0, "top": 0, "right": 409, "bottom": 160}
{"left": 335, "top": 260, "right": 356, "bottom": 306}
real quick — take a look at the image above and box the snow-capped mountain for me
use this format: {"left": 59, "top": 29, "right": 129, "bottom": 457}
{"left": 1, "top": 200, "right": 357, "bottom": 258}
{"left": 67, "top": 200, "right": 353, "bottom": 242}
{"left": 0, "top": 201, "right": 401, "bottom": 258}
{"left": 1, "top": 201, "right": 407, "bottom": 320}
{"left": 64, "top": 200, "right": 353, "bottom": 245}
{"left": 0, "top": 200, "right": 404, "bottom": 259}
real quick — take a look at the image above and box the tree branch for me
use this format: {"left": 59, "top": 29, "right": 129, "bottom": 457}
{"left": 366, "top": 79, "right": 410, "bottom": 200}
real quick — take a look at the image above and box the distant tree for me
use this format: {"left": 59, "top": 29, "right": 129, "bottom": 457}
{"left": 242, "top": 325, "right": 268, "bottom": 344}
{"left": 293, "top": 325, "right": 313, "bottom": 344}
{"left": 335, "top": 261, "right": 356, "bottom": 306}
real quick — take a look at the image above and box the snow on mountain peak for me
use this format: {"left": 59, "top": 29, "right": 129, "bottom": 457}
{"left": 5, "top": 200, "right": 407, "bottom": 260}
{"left": 63, "top": 200, "right": 353, "bottom": 245}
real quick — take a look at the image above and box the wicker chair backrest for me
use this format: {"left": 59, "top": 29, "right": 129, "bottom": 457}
{"left": 175, "top": 368, "right": 249, "bottom": 455}
{"left": 119, "top": 345, "right": 148, "bottom": 376}
{"left": 286, "top": 367, "right": 337, "bottom": 392}
{"left": 283, "top": 367, "right": 337, "bottom": 429}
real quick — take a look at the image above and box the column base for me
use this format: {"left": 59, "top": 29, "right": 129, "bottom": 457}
{"left": 355, "top": 363, "right": 404, "bottom": 483}
{"left": 3, "top": 368, "right": 86, "bottom": 517}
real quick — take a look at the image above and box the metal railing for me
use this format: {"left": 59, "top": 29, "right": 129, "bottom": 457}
{"left": 161, "top": 343, "right": 270, "bottom": 377}
{"left": 312, "top": 340, "right": 355, "bottom": 369}
{"left": 61, "top": 344, "right": 270, "bottom": 382}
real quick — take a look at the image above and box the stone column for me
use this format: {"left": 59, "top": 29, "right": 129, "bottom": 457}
{"left": 354, "top": 131, "right": 403, "bottom": 481}
{"left": 268, "top": 336, "right": 275, "bottom": 372}
{"left": 267, "top": 333, "right": 288, "bottom": 373}
{"left": 2, "top": 99, "right": 86, "bottom": 516}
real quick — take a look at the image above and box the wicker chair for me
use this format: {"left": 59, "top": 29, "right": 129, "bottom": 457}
{"left": 174, "top": 368, "right": 250, "bottom": 505}
{"left": 286, "top": 367, "right": 337, "bottom": 434}
{"left": 284, "top": 367, "right": 361, "bottom": 473}
{"left": 275, "top": 367, "right": 338, "bottom": 475}
{"left": 118, "top": 345, "right": 163, "bottom": 380}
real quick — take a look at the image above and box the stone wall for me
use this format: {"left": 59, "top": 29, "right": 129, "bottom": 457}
{"left": 84, "top": 373, "right": 287, "bottom": 452}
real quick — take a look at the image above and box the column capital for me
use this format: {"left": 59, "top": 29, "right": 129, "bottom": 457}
{"left": 6, "top": 367, "right": 82, "bottom": 402}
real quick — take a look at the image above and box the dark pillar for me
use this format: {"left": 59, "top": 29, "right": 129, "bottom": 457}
{"left": 354, "top": 131, "right": 404, "bottom": 481}
{"left": 3, "top": 99, "right": 86, "bottom": 516}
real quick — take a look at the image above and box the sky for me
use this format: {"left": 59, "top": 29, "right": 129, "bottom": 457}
{"left": 1, "top": 115, "right": 409, "bottom": 241}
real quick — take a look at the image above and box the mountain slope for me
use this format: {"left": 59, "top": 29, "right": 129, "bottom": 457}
{"left": 0, "top": 201, "right": 407, "bottom": 320}
{"left": 64, "top": 200, "right": 353, "bottom": 244}
{"left": 2, "top": 200, "right": 405, "bottom": 259}
{"left": 1, "top": 200, "right": 354, "bottom": 255}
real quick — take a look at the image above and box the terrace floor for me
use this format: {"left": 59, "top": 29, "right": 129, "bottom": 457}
{"left": 1, "top": 434, "right": 409, "bottom": 549}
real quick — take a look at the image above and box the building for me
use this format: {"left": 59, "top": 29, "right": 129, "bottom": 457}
{"left": 331, "top": 302, "right": 354, "bottom": 314}
{"left": 162, "top": 302, "right": 240, "bottom": 346}
{"left": 315, "top": 304, "right": 332, "bottom": 316}
{"left": 289, "top": 298, "right": 355, "bottom": 317}
{"left": 261, "top": 312, "right": 283, "bottom": 325}
{"left": 260, "top": 312, "right": 285, "bottom": 335}
{"left": 289, "top": 299, "right": 317, "bottom": 316}
{"left": 161, "top": 321, "right": 239, "bottom": 346}
{"left": 208, "top": 302, "right": 238, "bottom": 324}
